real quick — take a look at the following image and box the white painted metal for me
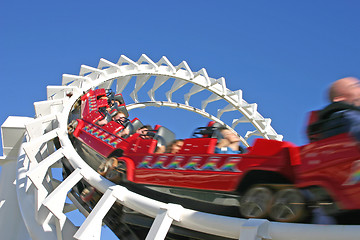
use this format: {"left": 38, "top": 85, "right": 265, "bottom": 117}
{"left": 145, "top": 203, "right": 184, "bottom": 240}
{"left": 74, "top": 187, "right": 118, "bottom": 240}
{"left": 0, "top": 117, "right": 33, "bottom": 240}
{"left": 1, "top": 54, "right": 358, "bottom": 240}
{"left": 17, "top": 134, "right": 78, "bottom": 240}
{"left": 239, "top": 219, "right": 271, "bottom": 240}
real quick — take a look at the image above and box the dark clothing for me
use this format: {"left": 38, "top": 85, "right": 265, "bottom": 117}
{"left": 342, "top": 110, "right": 360, "bottom": 140}
{"left": 318, "top": 101, "right": 360, "bottom": 120}
{"left": 307, "top": 102, "right": 360, "bottom": 141}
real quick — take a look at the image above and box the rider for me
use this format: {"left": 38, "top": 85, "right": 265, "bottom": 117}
{"left": 111, "top": 110, "right": 131, "bottom": 138}
{"left": 214, "top": 127, "right": 244, "bottom": 154}
{"left": 136, "top": 125, "right": 154, "bottom": 139}
{"left": 309, "top": 77, "right": 360, "bottom": 141}
{"left": 165, "top": 139, "right": 184, "bottom": 154}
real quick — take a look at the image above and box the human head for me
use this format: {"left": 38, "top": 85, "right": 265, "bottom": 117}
{"left": 218, "top": 127, "right": 240, "bottom": 143}
{"left": 112, "top": 111, "right": 126, "bottom": 123}
{"left": 329, "top": 77, "right": 360, "bottom": 106}
{"left": 108, "top": 99, "right": 121, "bottom": 109}
{"left": 166, "top": 139, "right": 184, "bottom": 154}
{"left": 136, "top": 125, "right": 153, "bottom": 138}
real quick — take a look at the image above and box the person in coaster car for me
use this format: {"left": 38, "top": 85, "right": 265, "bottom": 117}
{"left": 136, "top": 125, "right": 154, "bottom": 139}
{"left": 317, "top": 77, "right": 360, "bottom": 141}
{"left": 215, "top": 127, "right": 244, "bottom": 154}
{"left": 165, "top": 139, "right": 184, "bottom": 154}
{"left": 111, "top": 110, "right": 131, "bottom": 138}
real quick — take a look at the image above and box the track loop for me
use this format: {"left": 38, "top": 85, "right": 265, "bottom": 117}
{"left": 12, "top": 55, "right": 289, "bottom": 240}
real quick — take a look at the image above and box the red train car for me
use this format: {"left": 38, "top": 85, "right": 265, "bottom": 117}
{"left": 68, "top": 88, "right": 360, "bottom": 224}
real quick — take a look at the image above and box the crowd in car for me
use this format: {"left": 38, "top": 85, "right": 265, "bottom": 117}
{"left": 93, "top": 90, "right": 245, "bottom": 156}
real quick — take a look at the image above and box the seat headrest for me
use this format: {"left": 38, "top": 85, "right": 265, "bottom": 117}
{"left": 154, "top": 126, "right": 175, "bottom": 147}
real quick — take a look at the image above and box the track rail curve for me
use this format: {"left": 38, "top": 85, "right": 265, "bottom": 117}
{"left": 1, "top": 54, "right": 359, "bottom": 240}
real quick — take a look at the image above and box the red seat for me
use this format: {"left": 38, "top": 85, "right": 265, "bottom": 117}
{"left": 306, "top": 111, "right": 320, "bottom": 142}
{"left": 102, "top": 121, "right": 124, "bottom": 135}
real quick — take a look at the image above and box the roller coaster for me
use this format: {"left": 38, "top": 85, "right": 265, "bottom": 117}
{"left": 0, "top": 54, "right": 359, "bottom": 240}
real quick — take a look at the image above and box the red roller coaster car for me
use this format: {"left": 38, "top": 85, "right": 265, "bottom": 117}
{"left": 68, "top": 88, "right": 360, "bottom": 224}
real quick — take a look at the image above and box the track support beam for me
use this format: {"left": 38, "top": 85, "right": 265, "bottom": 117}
{"left": 239, "top": 219, "right": 271, "bottom": 240}
{"left": 146, "top": 203, "right": 184, "bottom": 240}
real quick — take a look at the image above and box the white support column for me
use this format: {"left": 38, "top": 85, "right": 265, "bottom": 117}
{"left": 145, "top": 203, "right": 184, "bottom": 240}
{"left": 42, "top": 168, "right": 83, "bottom": 239}
{"left": 74, "top": 187, "right": 118, "bottom": 240}
{"left": 130, "top": 75, "right": 151, "bottom": 103}
{"left": 217, "top": 103, "right": 237, "bottom": 118}
{"left": 137, "top": 54, "right": 159, "bottom": 71}
{"left": 148, "top": 75, "right": 170, "bottom": 101}
{"left": 98, "top": 58, "right": 122, "bottom": 72}
{"left": 201, "top": 93, "right": 223, "bottom": 110}
{"left": 25, "top": 114, "right": 58, "bottom": 139}
{"left": 239, "top": 219, "right": 271, "bottom": 240}
{"left": 0, "top": 116, "right": 33, "bottom": 240}
{"left": 166, "top": 79, "right": 188, "bottom": 102}
{"left": 184, "top": 84, "right": 205, "bottom": 105}
{"left": 22, "top": 129, "right": 58, "bottom": 165}
{"left": 156, "top": 56, "right": 176, "bottom": 73}
{"left": 27, "top": 149, "right": 65, "bottom": 215}
{"left": 175, "top": 61, "right": 194, "bottom": 79}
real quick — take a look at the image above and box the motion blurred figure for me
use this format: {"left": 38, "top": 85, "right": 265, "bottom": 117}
{"left": 136, "top": 125, "right": 154, "bottom": 139}
{"left": 324, "top": 77, "right": 360, "bottom": 140}
{"left": 112, "top": 110, "right": 130, "bottom": 138}
{"left": 165, "top": 139, "right": 184, "bottom": 154}
{"left": 215, "top": 127, "right": 244, "bottom": 154}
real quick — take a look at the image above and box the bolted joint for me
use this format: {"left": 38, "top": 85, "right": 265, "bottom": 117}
{"left": 161, "top": 203, "right": 184, "bottom": 222}
{"left": 239, "top": 218, "right": 271, "bottom": 240}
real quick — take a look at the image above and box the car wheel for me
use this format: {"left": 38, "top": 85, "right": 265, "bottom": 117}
{"left": 269, "top": 188, "right": 307, "bottom": 222}
{"left": 240, "top": 187, "right": 273, "bottom": 219}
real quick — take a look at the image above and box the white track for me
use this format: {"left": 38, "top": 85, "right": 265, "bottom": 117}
{"left": 0, "top": 54, "right": 359, "bottom": 240}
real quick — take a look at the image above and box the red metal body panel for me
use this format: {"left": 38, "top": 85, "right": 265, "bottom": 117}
{"left": 72, "top": 88, "right": 360, "bottom": 213}
{"left": 102, "top": 121, "right": 125, "bottom": 135}
{"left": 77, "top": 122, "right": 126, "bottom": 158}
{"left": 72, "top": 89, "right": 298, "bottom": 192}
{"left": 74, "top": 120, "right": 295, "bottom": 192}
{"left": 178, "top": 138, "right": 217, "bottom": 154}
{"left": 81, "top": 89, "right": 108, "bottom": 118}
{"left": 125, "top": 148, "right": 294, "bottom": 191}
{"left": 297, "top": 133, "right": 360, "bottom": 209}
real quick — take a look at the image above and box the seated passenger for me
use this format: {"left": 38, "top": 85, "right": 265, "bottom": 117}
{"left": 107, "top": 100, "right": 121, "bottom": 112}
{"left": 112, "top": 110, "right": 130, "bottom": 138}
{"left": 165, "top": 139, "right": 184, "bottom": 154}
{"left": 311, "top": 77, "right": 360, "bottom": 141}
{"left": 215, "top": 127, "right": 244, "bottom": 154}
{"left": 112, "top": 110, "right": 126, "bottom": 123}
{"left": 96, "top": 106, "right": 111, "bottom": 126}
{"left": 113, "top": 100, "right": 122, "bottom": 108}
{"left": 136, "top": 125, "right": 154, "bottom": 139}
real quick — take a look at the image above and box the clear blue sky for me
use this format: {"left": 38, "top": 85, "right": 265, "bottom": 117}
{"left": 1, "top": 0, "right": 360, "bottom": 238}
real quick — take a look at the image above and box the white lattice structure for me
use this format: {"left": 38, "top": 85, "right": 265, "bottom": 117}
{"left": 0, "top": 54, "right": 359, "bottom": 240}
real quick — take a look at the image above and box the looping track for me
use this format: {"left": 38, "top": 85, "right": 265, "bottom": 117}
{"left": 1, "top": 54, "right": 359, "bottom": 240}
